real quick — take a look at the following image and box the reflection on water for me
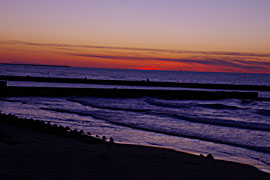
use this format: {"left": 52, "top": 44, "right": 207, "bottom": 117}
{"left": 0, "top": 96, "right": 269, "bottom": 172}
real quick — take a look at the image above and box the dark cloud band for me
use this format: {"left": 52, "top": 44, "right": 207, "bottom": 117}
{"left": 1, "top": 40, "right": 270, "bottom": 58}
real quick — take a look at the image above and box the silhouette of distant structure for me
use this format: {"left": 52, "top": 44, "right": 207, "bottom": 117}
{"left": 0, "top": 81, "right": 7, "bottom": 87}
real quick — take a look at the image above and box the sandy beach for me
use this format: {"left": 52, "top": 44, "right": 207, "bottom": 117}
{"left": 0, "top": 114, "right": 269, "bottom": 180}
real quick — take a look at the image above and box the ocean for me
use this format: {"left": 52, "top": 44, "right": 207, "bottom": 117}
{"left": 0, "top": 64, "right": 269, "bottom": 172}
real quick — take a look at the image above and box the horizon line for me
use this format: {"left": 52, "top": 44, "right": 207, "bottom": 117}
{"left": 1, "top": 62, "right": 270, "bottom": 75}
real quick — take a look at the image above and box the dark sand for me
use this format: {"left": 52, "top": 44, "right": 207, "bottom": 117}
{"left": 0, "top": 115, "right": 269, "bottom": 180}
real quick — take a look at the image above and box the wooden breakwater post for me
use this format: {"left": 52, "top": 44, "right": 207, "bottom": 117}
{"left": 0, "top": 81, "right": 7, "bottom": 97}
{"left": 0, "top": 81, "right": 7, "bottom": 87}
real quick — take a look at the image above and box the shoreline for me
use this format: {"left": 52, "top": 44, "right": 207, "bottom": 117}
{"left": 0, "top": 113, "right": 269, "bottom": 180}
{"left": 117, "top": 141, "right": 270, "bottom": 174}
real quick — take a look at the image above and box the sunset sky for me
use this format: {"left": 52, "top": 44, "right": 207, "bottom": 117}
{"left": 0, "top": 0, "right": 270, "bottom": 73}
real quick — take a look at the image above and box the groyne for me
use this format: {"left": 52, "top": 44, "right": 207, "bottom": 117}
{"left": 0, "top": 75, "right": 269, "bottom": 91}
{"left": 0, "top": 86, "right": 258, "bottom": 100}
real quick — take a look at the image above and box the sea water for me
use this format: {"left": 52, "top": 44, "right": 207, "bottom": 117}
{"left": 0, "top": 64, "right": 269, "bottom": 172}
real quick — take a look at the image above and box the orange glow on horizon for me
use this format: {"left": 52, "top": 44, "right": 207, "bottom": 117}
{"left": 0, "top": 40, "right": 270, "bottom": 74}
{"left": 135, "top": 67, "right": 165, "bottom": 71}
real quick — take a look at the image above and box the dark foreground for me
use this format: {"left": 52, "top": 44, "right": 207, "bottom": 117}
{"left": 0, "top": 114, "right": 269, "bottom": 180}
